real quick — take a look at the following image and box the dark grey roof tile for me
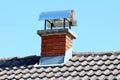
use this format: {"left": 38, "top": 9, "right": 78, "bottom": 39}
{"left": 0, "top": 74, "right": 7, "bottom": 80}
{"left": 7, "top": 69, "right": 14, "bottom": 75}
{"left": 79, "top": 70, "right": 86, "bottom": 77}
{"left": 46, "top": 72, "right": 54, "bottom": 78}
{"left": 0, "top": 70, "right": 7, "bottom": 76}
{"left": 100, "top": 65, "right": 107, "bottom": 70}
{"left": 97, "top": 60, "right": 104, "bottom": 66}
{"left": 89, "top": 60, "right": 96, "bottom": 66}
{"left": 42, "top": 77, "right": 48, "bottom": 80}
{"left": 113, "top": 69, "right": 119, "bottom": 75}
{"left": 108, "top": 64, "right": 115, "bottom": 70}
{"left": 101, "top": 55, "right": 108, "bottom": 61}
{"left": 60, "top": 66, "right": 67, "bottom": 72}
{"left": 98, "top": 75, "right": 106, "bottom": 80}
{"left": 22, "top": 68, "right": 29, "bottom": 74}
{"left": 39, "top": 72, "right": 46, "bottom": 78}
{"left": 19, "top": 78, "right": 24, "bottom": 80}
{"left": 0, "top": 51, "right": 120, "bottom": 79}
{"left": 7, "top": 74, "right": 15, "bottom": 79}
{"left": 104, "top": 69, "right": 111, "bottom": 75}
{"left": 65, "top": 76, "right": 72, "bottom": 80}
{"left": 71, "top": 56, "right": 79, "bottom": 61}
{"left": 116, "top": 75, "right": 120, "bottom": 79}
{"left": 49, "top": 77, "right": 56, "bottom": 80}
{"left": 105, "top": 60, "right": 113, "bottom": 65}
{"left": 45, "top": 67, "right": 52, "bottom": 72}
{"left": 71, "top": 71, "right": 77, "bottom": 76}
{"left": 81, "top": 60, "right": 88, "bottom": 66}
{"left": 76, "top": 65, "right": 83, "bottom": 71}
{"left": 57, "top": 77, "right": 64, "bottom": 80}
{"left": 62, "top": 71, "right": 69, "bottom": 77}
{"left": 87, "top": 70, "right": 94, "bottom": 76}
{"left": 27, "top": 65, "right": 33, "bottom": 69}
{"left": 108, "top": 75, "right": 114, "bottom": 80}
{"left": 15, "top": 73, "right": 22, "bottom": 79}
{"left": 113, "top": 59, "right": 119, "bottom": 65}
{"left": 92, "top": 65, "right": 99, "bottom": 71}
{"left": 96, "top": 70, "right": 102, "bottom": 76}
{"left": 81, "top": 76, "right": 89, "bottom": 80}
{"left": 91, "top": 75, "right": 98, "bottom": 80}
{"left": 86, "top": 56, "right": 93, "bottom": 61}
{"left": 117, "top": 64, "right": 120, "bottom": 69}
{"left": 36, "top": 67, "right": 44, "bottom": 73}
{"left": 52, "top": 67, "right": 60, "bottom": 72}
{"left": 5, "top": 67, "right": 10, "bottom": 70}
{"left": 109, "top": 55, "right": 116, "bottom": 60}
{"left": 54, "top": 72, "right": 62, "bottom": 77}
{"left": 22, "top": 73, "right": 31, "bottom": 79}
{"left": 84, "top": 65, "right": 91, "bottom": 71}
{"left": 14, "top": 69, "right": 22, "bottom": 74}
{"left": 29, "top": 68, "right": 37, "bottom": 74}
{"left": 73, "top": 61, "right": 80, "bottom": 67}
{"left": 34, "top": 77, "right": 41, "bottom": 80}
{"left": 13, "top": 66, "right": 18, "bottom": 70}
{"left": 31, "top": 72, "right": 39, "bottom": 78}
{"left": 20, "top": 66, "right": 26, "bottom": 69}
{"left": 73, "top": 76, "right": 80, "bottom": 80}
{"left": 78, "top": 56, "right": 85, "bottom": 62}
{"left": 68, "top": 66, "right": 74, "bottom": 72}
{"left": 94, "top": 55, "right": 101, "bottom": 61}
{"left": 117, "top": 55, "right": 120, "bottom": 59}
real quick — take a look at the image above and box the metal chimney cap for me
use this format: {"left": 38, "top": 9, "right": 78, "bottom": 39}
{"left": 39, "top": 10, "right": 77, "bottom": 30}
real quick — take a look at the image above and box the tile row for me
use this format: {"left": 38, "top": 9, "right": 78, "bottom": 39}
{"left": 0, "top": 68, "right": 120, "bottom": 79}
{"left": 71, "top": 55, "right": 120, "bottom": 62}
{"left": 0, "top": 64, "right": 120, "bottom": 75}
{"left": 0, "top": 74, "right": 120, "bottom": 80}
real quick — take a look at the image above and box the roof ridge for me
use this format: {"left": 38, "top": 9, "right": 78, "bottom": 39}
{"left": 0, "top": 55, "right": 39, "bottom": 62}
{"left": 1, "top": 51, "right": 120, "bottom": 61}
{"left": 73, "top": 50, "right": 120, "bottom": 57}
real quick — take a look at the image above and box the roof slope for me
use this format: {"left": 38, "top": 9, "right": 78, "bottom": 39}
{"left": 0, "top": 51, "right": 120, "bottom": 80}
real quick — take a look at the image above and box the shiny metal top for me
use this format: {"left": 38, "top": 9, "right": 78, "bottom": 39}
{"left": 39, "top": 10, "right": 77, "bottom": 30}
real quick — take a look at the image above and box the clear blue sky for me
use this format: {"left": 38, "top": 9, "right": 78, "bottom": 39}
{"left": 0, "top": 0, "right": 120, "bottom": 58}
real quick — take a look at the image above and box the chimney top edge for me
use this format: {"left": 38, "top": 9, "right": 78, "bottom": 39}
{"left": 37, "top": 29, "right": 76, "bottom": 39}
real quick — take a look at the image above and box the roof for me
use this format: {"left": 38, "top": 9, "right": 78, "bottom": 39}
{"left": 0, "top": 51, "right": 120, "bottom": 80}
{"left": 39, "top": 10, "right": 71, "bottom": 20}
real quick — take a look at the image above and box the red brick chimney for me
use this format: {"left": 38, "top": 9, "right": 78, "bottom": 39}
{"left": 37, "top": 29, "right": 76, "bottom": 56}
{"left": 36, "top": 10, "right": 77, "bottom": 66}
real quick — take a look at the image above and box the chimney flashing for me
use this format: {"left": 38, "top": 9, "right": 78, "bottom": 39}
{"left": 34, "top": 48, "right": 72, "bottom": 67}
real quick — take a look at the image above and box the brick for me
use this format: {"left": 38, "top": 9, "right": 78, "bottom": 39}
{"left": 41, "top": 51, "right": 47, "bottom": 56}
{"left": 66, "top": 37, "right": 72, "bottom": 43}
{"left": 41, "top": 33, "right": 73, "bottom": 56}
{"left": 53, "top": 46, "right": 65, "bottom": 50}
{"left": 66, "top": 42, "right": 72, "bottom": 48}
{"left": 66, "top": 45, "right": 72, "bottom": 50}
{"left": 43, "top": 50, "right": 65, "bottom": 56}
